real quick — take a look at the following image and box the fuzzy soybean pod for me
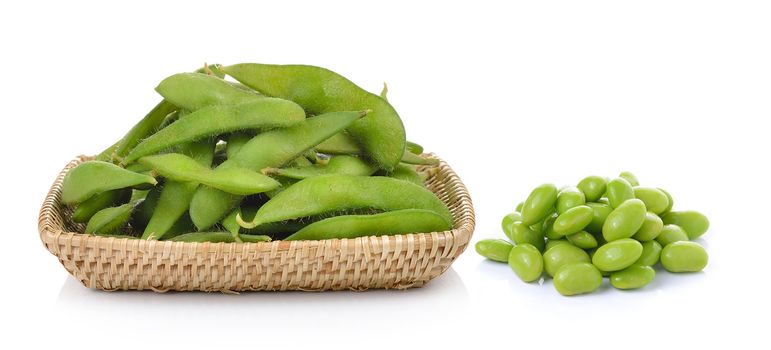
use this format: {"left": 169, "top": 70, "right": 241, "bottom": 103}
{"left": 387, "top": 163, "right": 426, "bottom": 186}
{"left": 316, "top": 133, "right": 438, "bottom": 165}
{"left": 155, "top": 72, "right": 263, "bottom": 111}
{"left": 606, "top": 177, "right": 634, "bottom": 208}
{"left": 521, "top": 184, "right": 559, "bottom": 225}
{"left": 661, "top": 211, "right": 710, "bottom": 240}
{"left": 85, "top": 202, "right": 139, "bottom": 235}
{"left": 476, "top": 239, "right": 514, "bottom": 263}
{"left": 225, "top": 132, "right": 253, "bottom": 159}
{"left": 140, "top": 153, "right": 280, "bottom": 195}
{"left": 123, "top": 99, "right": 306, "bottom": 164}
{"left": 400, "top": 151, "right": 440, "bottom": 166}
{"left": 222, "top": 206, "right": 308, "bottom": 238}
{"left": 237, "top": 175, "right": 453, "bottom": 229}
{"left": 406, "top": 141, "right": 424, "bottom": 155}
{"left": 225, "top": 63, "right": 406, "bottom": 171}
{"left": 263, "top": 155, "right": 376, "bottom": 180}
{"left": 284, "top": 209, "right": 451, "bottom": 241}
{"left": 508, "top": 244, "right": 544, "bottom": 282}
{"left": 602, "top": 199, "right": 647, "bottom": 241}
{"left": 71, "top": 188, "right": 132, "bottom": 223}
{"left": 189, "top": 111, "right": 368, "bottom": 230}
{"left": 61, "top": 161, "right": 157, "bottom": 204}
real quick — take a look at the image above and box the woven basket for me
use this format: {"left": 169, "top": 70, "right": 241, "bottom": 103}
{"left": 38, "top": 154, "right": 475, "bottom": 292}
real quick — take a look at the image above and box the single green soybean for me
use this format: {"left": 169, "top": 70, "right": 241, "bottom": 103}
{"left": 225, "top": 63, "right": 406, "bottom": 171}
{"left": 661, "top": 211, "right": 710, "bottom": 240}
{"left": 508, "top": 244, "right": 544, "bottom": 282}
{"left": 237, "top": 175, "right": 453, "bottom": 229}
{"left": 658, "top": 188, "right": 674, "bottom": 214}
{"left": 577, "top": 176, "right": 607, "bottom": 202}
{"left": 553, "top": 263, "right": 602, "bottom": 296}
{"left": 476, "top": 239, "right": 513, "bottom": 263}
{"left": 71, "top": 189, "right": 131, "bottom": 223}
{"left": 501, "top": 212, "right": 522, "bottom": 240}
{"left": 168, "top": 231, "right": 271, "bottom": 243}
{"left": 610, "top": 265, "right": 655, "bottom": 290}
{"left": 656, "top": 224, "right": 689, "bottom": 246}
{"left": 189, "top": 111, "right": 366, "bottom": 230}
{"left": 155, "top": 72, "right": 263, "bottom": 111}
{"left": 61, "top": 161, "right": 157, "bottom": 204}
{"left": 632, "top": 212, "right": 664, "bottom": 241}
{"left": 264, "top": 155, "right": 375, "bottom": 180}
{"left": 543, "top": 214, "right": 562, "bottom": 240}
{"left": 552, "top": 205, "right": 593, "bottom": 236}
{"left": 618, "top": 171, "right": 640, "bottom": 187}
{"left": 592, "top": 238, "right": 643, "bottom": 272}
{"left": 510, "top": 221, "right": 546, "bottom": 252}
{"left": 545, "top": 239, "right": 571, "bottom": 251}
{"left": 633, "top": 187, "right": 670, "bottom": 215}
{"left": 123, "top": 99, "right": 305, "bottom": 163}
{"left": 661, "top": 241, "right": 708, "bottom": 272}
{"left": 567, "top": 231, "right": 598, "bottom": 249}
{"left": 140, "top": 153, "right": 280, "bottom": 195}
{"left": 85, "top": 202, "right": 138, "bottom": 235}
{"left": 284, "top": 209, "right": 451, "bottom": 241}
{"left": 585, "top": 202, "right": 613, "bottom": 234}
{"left": 602, "top": 198, "right": 646, "bottom": 241}
{"left": 606, "top": 177, "right": 634, "bottom": 208}
{"left": 556, "top": 187, "right": 586, "bottom": 214}
{"left": 543, "top": 243, "right": 591, "bottom": 277}
{"left": 521, "top": 183, "right": 558, "bottom": 225}
{"left": 635, "top": 240, "right": 663, "bottom": 266}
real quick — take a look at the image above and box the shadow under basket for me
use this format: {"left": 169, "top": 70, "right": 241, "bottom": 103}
{"left": 38, "top": 154, "right": 475, "bottom": 292}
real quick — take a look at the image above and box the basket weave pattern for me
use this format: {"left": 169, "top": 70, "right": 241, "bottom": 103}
{"left": 38, "top": 155, "right": 474, "bottom": 292}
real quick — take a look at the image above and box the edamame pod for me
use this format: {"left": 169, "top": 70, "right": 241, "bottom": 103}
{"left": 476, "top": 239, "right": 513, "bottom": 263}
{"left": 111, "top": 100, "right": 177, "bottom": 160}
{"left": 315, "top": 132, "right": 361, "bottom": 155}
{"left": 610, "top": 265, "right": 655, "bottom": 290}
{"left": 139, "top": 153, "right": 280, "bottom": 195}
{"left": 264, "top": 155, "right": 376, "bottom": 180}
{"left": 71, "top": 188, "right": 131, "bottom": 223}
{"left": 225, "top": 132, "right": 253, "bottom": 159}
{"left": 660, "top": 241, "right": 708, "bottom": 272}
{"left": 606, "top": 177, "right": 634, "bottom": 208}
{"left": 237, "top": 175, "right": 452, "bottom": 229}
{"left": 284, "top": 209, "right": 451, "bottom": 241}
{"left": 189, "top": 110, "right": 367, "bottom": 230}
{"left": 633, "top": 187, "right": 670, "bottom": 215}
{"left": 508, "top": 244, "right": 544, "bottom": 282}
{"left": 661, "top": 211, "right": 710, "bottom": 240}
{"left": 602, "top": 199, "right": 646, "bottom": 241}
{"left": 123, "top": 99, "right": 305, "bottom": 163}
{"left": 155, "top": 72, "right": 263, "bottom": 111}
{"left": 85, "top": 202, "right": 138, "bottom": 235}
{"left": 592, "top": 238, "right": 643, "bottom": 272}
{"left": 225, "top": 63, "right": 406, "bottom": 171}
{"left": 61, "top": 161, "right": 157, "bottom": 204}
{"left": 387, "top": 163, "right": 426, "bottom": 186}
{"left": 221, "top": 206, "right": 307, "bottom": 237}
{"left": 400, "top": 151, "right": 440, "bottom": 165}
{"left": 406, "top": 141, "right": 424, "bottom": 155}
{"left": 521, "top": 183, "right": 558, "bottom": 225}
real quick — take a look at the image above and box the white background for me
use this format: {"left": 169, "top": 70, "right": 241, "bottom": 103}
{"left": 2, "top": 0, "right": 770, "bottom": 348}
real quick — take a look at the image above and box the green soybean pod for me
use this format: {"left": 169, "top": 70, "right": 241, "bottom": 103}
{"left": 658, "top": 188, "right": 674, "bottom": 214}
{"left": 521, "top": 183, "right": 558, "bottom": 225}
{"left": 225, "top": 132, "right": 253, "bottom": 159}
{"left": 238, "top": 175, "right": 453, "bottom": 229}
{"left": 264, "top": 155, "right": 376, "bottom": 180}
{"left": 85, "top": 202, "right": 137, "bottom": 235}
{"left": 131, "top": 187, "right": 161, "bottom": 231}
{"left": 225, "top": 63, "right": 406, "bottom": 171}
{"left": 400, "top": 151, "right": 440, "bottom": 166}
{"left": 556, "top": 187, "right": 586, "bottom": 214}
{"left": 606, "top": 177, "right": 634, "bottom": 208}
{"left": 552, "top": 205, "right": 593, "bottom": 236}
{"left": 591, "top": 238, "right": 643, "bottom": 272}
{"left": 510, "top": 222, "right": 546, "bottom": 252}
{"left": 577, "top": 176, "right": 607, "bottom": 202}
{"left": 635, "top": 240, "right": 663, "bottom": 266}
{"left": 632, "top": 212, "right": 664, "bottom": 241}
{"left": 602, "top": 199, "right": 647, "bottom": 241}
{"left": 661, "top": 211, "right": 710, "bottom": 240}
{"left": 284, "top": 209, "right": 451, "bottom": 241}
{"left": 661, "top": 241, "right": 708, "bottom": 272}
{"left": 123, "top": 99, "right": 305, "bottom": 164}
{"left": 476, "top": 239, "right": 513, "bottom": 263}
{"left": 386, "top": 163, "right": 425, "bottom": 186}
{"left": 61, "top": 161, "right": 158, "bottom": 204}
{"left": 71, "top": 188, "right": 132, "bottom": 223}
{"left": 567, "top": 231, "right": 598, "bottom": 249}
{"left": 508, "top": 244, "right": 544, "bottom": 282}
{"left": 543, "top": 243, "right": 591, "bottom": 277}
{"left": 585, "top": 202, "right": 613, "bottom": 234}
{"left": 155, "top": 72, "right": 263, "bottom": 111}
{"left": 656, "top": 224, "right": 689, "bottom": 246}
{"left": 501, "top": 212, "right": 522, "bottom": 240}
{"left": 610, "top": 265, "right": 655, "bottom": 290}
{"left": 633, "top": 187, "right": 670, "bottom": 215}
{"left": 111, "top": 100, "right": 178, "bottom": 160}
{"left": 315, "top": 132, "right": 362, "bottom": 155}
{"left": 553, "top": 263, "right": 603, "bottom": 296}
{"left": 405, "top": 141, "right": 424, "bottom": 155}
{"left": 618, "top": 171, "right": 640, "bottom": 187}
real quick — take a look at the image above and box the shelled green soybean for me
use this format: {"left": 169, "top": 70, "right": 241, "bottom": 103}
{"left": 477, "top": 172, "right": 710, "bottom": 296}
{"left": 61, "top": 63, "right": 452, "bottom": 243}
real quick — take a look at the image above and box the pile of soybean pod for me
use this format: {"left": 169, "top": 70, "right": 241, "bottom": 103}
{"left": 477, "top": 172, "right": 709, "bottom": 296}
{"left": 60, "top": 63, "right": 453, "bottom": 243}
